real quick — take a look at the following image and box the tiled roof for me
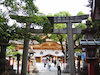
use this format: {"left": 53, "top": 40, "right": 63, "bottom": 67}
{"left": 16, "top": 41, "right": 65, "bottom": 50}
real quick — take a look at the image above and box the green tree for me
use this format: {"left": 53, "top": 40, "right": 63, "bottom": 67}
{"left": 54, "top": 11, "right": 71, "bottom": 16}
{"left": 0, "top": 0, "right": 50, "bottom": 58}
{"left": 0, "top": 9, "right": 24, "bottom": 75}
{"left": 6, "top": 44, "right": 22, "bottom": 57}
{"left": 54, "top": 11, "right": 71, "bottom": 29}
{"left": 47, "top": 13, "right": 53, "bottom": 17}
{"left": 74, "top": 11, "right": 87, "bottom": 44}
{"left": 6, "top": 42, "right": 22, "bottom": 57}
{"left": 0, "top": 0, "right": 38, "bottom": 15}
{"left": 77, "top": 11, "right": 86, "bottom": 16}
{"left": 92, "top": 21, "right": 100, "bottom": 38}
{"left": 0, "top": 1, "right": 51, "bottom": 75}
{"left": 30, "top": 34, "right": 45, "bottom": 43}
{"left": 74, "top": 11, "right": 87, "bottom": 53}
{"left": 0, "top": 0, "right": 51, "bottom": 46}
{"left": 74, "top": 23, "right": 87, "bottom": 44}
{"left": 0, "top": 0, "right": 51, "bottom": 30}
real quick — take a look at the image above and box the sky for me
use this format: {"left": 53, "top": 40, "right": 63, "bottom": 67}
{"left": 0, "top": 0, "right": 90, "bottom": 26}
{"left": 34, "top": 0, "right": 90, "bottom": 16}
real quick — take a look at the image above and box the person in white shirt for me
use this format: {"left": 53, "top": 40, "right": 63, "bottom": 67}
{"left": 56, "top": 60, "right": 61, "bottom": 75}
{"left": 48, "top": 60, "right": 52, "bottom": 71}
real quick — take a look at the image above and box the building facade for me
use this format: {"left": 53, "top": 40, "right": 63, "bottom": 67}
{"left": 15, "top": 41, "right": 65, "bottom": 63}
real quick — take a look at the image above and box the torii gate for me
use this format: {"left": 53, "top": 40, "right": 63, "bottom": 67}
{"left": 48, "top": 15, "right": 88, "bottom": 75}
{"left": 30, "top": 15, "right": 88, "bottom": 75}
{"left": 10, "top": 15, "right": 88, "bottom": 75}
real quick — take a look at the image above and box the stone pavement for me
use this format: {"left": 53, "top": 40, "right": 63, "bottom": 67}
{"left": 13, "top": 62, "right": 78, "bottom": 75}
{"left": 28, "top": 71, "right": 70, "bottom": 75}
{"left": 27, "top": 63, "right": 71, "bottom": 75}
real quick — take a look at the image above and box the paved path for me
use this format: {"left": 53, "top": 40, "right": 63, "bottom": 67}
{"left": 13, "top": 62, "right": 77, "bottom": 75}
{"left": 27, "top": 63, "right": 70, "bottom": 75}
{"left": 28, "top": 71, "right": 70, "bottom": 75}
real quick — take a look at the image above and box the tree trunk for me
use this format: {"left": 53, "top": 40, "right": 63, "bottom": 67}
{"left": 21, "top": 23, "right": 31, "bottom": 75}
{"left": 57, "top": 34, "right": 65, "bottom": 54}
{"left": 0, "top": 45, "right": 7, "bottom": 59}
{"left": 0, "top": 43, "right": 8, "bottom": 75}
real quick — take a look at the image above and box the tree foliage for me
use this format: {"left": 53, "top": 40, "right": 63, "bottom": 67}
{"left": 30, "top": 34, "right": 45, "bottom": 43}
{"left": 0, "top": 0, "right": 51, "bottom": 61}
{"left": 0, "top": 10, "right": 20, "bottom": 41}
{"left": 74, "top": 11, "right": 87, "bottom": 45}
{"left": 6, "top": 45, "right": 22, "bottom": 57}
{"left": 54, "top": 11, "right": 71, "bottom": 17}
{"left": 0, "top": 0, "right": 51, "bottom": 27}
{"left": 47, "top": 11, "right": 72, "bottom": 54}
{"left": 92, "top": 21, "right": 100, "bottom": 38}
{"left": 48, "top": 11, "right": 71, "bottom": 42}
{"left": 0, "top": 0, "right": 38, "bottom": 15}
{"left": 77, "top": 11, "right": 86, "bottom": 16}
{"left": 0, "top": 0, "right": 51, "bottom": 41}
{"left": 46, "top": 13, "right": 53, "bottom": 17}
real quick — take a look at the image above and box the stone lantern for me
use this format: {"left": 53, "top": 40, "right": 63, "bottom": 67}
{"left": 80, "top": 39, "right": 100, "bottom": 75}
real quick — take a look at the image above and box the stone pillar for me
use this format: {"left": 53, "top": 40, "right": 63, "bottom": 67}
{"left": 67, "top": 22, "right": 76, "bottom": 75}
{"left": 64, "top": 39, "right": 67, "bottom": 63}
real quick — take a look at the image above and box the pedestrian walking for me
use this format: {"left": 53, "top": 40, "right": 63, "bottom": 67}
{"left": 57, "top": 60, "right": 61, "bottom": 75}
{"left": 44, "top": 59, "right": 46, "bottom": 67}
{"left": 54, "top": 60, "right": 56, "bottom": 67}
{"left": 48, "top": 60, "right": 52, "bottom": 71}
{"left": 53, "top": 57, "right": 56, "bottom": 67}
{"left": 47, "top": 58, "right": 49, "bottom": 64}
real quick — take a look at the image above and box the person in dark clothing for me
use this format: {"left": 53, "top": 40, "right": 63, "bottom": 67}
{"left": 54, "top": 60, "right": 56, "bottom": 67}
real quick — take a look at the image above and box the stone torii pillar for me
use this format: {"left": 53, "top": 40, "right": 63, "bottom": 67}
{"left": 67, "top": 22, "right": 75, "bottom": 74}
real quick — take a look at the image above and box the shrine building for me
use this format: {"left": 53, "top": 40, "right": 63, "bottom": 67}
{"left": 15, "top": 41, "right": 65, "bottom": 63}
